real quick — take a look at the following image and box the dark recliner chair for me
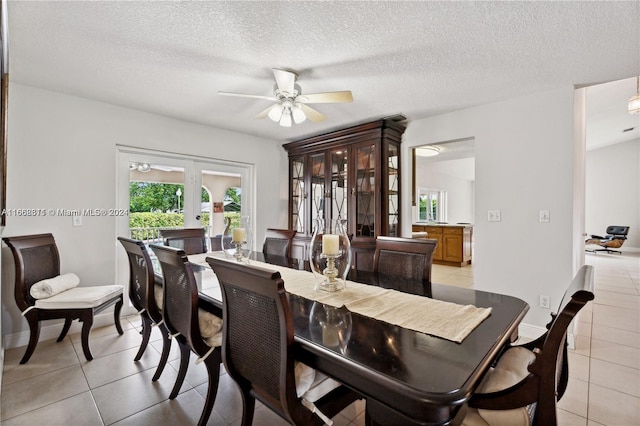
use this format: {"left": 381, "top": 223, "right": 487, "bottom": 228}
{"left": 585, "top": 226, "right": 630, "bottom": 254}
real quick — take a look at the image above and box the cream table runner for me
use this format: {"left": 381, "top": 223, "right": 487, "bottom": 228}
{"left": 190, "top": 252, "right": 491, "bottom": 343}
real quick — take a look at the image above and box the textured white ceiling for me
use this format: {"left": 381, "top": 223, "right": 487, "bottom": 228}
{"left": 6, "top": 1, "right": 640, "bottom": 144}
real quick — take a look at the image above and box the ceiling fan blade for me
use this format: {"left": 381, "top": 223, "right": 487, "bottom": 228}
{"left": 299, "top": 104, "right": 326, "bottom": 122}
{"left": 299, "top": 91, "right": 353, "bottom": 104}
{"left": 218, "top": 91, "right": 277, "bottom": 101}
{"left": 253, "top": 104, "right": 277, "bottom": 119}
{"left": 273, "top": 68, "right": 296, "bottom": 94}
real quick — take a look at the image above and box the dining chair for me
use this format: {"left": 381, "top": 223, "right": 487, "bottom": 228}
{"left": 150, "top": 244, "right": 223, "bottom": 426}
{"left": 372, "top": 236, "right": 437, "bottom": 282}
{"left": 2, "top": 233, "right": 124, "bottom": 363}
{"left": 206, "top": 257, "right": 361, "bottom": 426}
{"left": 461, "top": 265, "right": 595, "bottom": 426}
{"left": 117, "top": 237, "right": 171, "bottom": 381}
{"left": 210, "top": 217, "right": 232, "bottom": 251}
{"left": 263, "top": 228, "right": 297, "bottom": 258}
{"left": 160, "top": 228, "right": 207, "bottom": 255}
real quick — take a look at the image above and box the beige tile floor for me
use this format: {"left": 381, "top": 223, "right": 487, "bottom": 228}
{"left": 1, "top": 252, "right": 639, "bottom": 425}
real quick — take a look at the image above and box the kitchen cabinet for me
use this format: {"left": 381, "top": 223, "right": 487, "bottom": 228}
{"left": 412, "top": 224, "right": 472, "bottom": 267}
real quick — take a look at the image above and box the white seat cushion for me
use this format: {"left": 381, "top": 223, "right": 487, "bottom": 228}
{"left": 302, "top": 371, "right": 341, "bottom": 403}
{"left": 474, "top": 346, "right": 537, "bottom": 426}
{"left": 295, "top": 361, "right": 340, "bottom": 403}
{"left": 35, "top": 285, "right": 123, "bottom": 309}
{"left": 154, "top": 283, "right": 163, "bottom": 310}
{"left": 198, "top": 308, "right": 223, "bottom": 348}
{"left": 295, "top": 361, "right": 316, "bottom": 397}
{"left": 461, "top": 408, "right": 490, "bottom": 426}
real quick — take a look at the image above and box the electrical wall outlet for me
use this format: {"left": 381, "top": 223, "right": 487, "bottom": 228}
{"left": 539, "top": 295, "right": 550, "bottom": 309}
{"left": 488, "top": 210, "right": 501, "bottom": 222}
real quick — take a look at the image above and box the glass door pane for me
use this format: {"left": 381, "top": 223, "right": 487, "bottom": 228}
{"left": 198, "top": 168, "right": 242, "bottom": 246}
{"left": 387, "top": 144, "right": 399, "bottom": 237}
{"left": 355, "top": 144, "right": 376, "bottom": 237}
{"left": 195, "top": 160, "right": 252, "bottom": 249}
{"left": 128, "top": 159, "right": 188, "bottom": 245}
{"left": 310, "top": 153, "right": 326, "bottom": 234}
{"left": 291, "top": 156, "right": 305, "bottom": 233}
{"left": 330, "top": 149, "right": 349, "bottom": 225}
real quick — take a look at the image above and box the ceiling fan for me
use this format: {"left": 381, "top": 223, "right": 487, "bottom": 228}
{"left": 218, "top": 69, "right": 353, "bottom": 127}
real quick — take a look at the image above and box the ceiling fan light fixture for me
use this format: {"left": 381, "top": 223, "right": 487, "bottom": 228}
{"left": 268, "top": 103, "right": 283, "bottom": 122}
{"left": 292, "top": 105, "right": 307, "bottom": 124}
{"left": 221, "top": 68, "right": 351, "bottom": 128}
{"left": 279, "top": 108, "right": 292, "bottom": 127}
{"left": 629, "top": 76, "right": 640, "bottom": 114}
{"left": 416, "top": 146, "right": 441, "bottom": 157}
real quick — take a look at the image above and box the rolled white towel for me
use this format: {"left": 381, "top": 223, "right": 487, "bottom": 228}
{"left": 30, "top": 273, "right": 80, "bottom": 299}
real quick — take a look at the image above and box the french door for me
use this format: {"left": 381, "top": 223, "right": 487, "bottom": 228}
{"left": 116, "top": 147, "right": 254, "bottom": 312}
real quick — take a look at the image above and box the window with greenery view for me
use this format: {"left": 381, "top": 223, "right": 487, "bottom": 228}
{"left": 129, "top": 182, "right": 240, "bottom": 228}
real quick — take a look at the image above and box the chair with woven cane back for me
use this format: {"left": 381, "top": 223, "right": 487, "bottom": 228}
{"left": 160, "top": 227, "right": 208, "bottom": 255}
{"left": 118, "top": 237, "right": 171, "bottom": 381}
{"left": 207, "top": 256, "right": 361, "bottom": 426}
{"left": 3, "top": 233, "right": 124, "bottom": 363}
{"left": 263, "top": 228, "right": 297, "bottom": 258}
{"left": 150, "top": 244, "right": 223, "bottom": 426}
{"left": 461, "top": 265, "right": 595, "bottom": 426}
{"left": 370, "top": 236, "right": 437, "bottom": 296}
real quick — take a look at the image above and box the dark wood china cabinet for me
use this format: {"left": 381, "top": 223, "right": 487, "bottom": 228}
{"left": 283, "top": 115, "right": 406, "bottom": 270}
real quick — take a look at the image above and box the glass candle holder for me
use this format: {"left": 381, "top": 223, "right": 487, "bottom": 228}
{"left": 309, "top": 218, "right": 351, "bottom": 292}
{"left": 222, "top": 216, "right": 252, "bottom": 262}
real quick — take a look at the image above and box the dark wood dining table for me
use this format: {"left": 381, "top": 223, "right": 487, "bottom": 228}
{"left": 190, "top": 251, "right": 529, "bottom": 426}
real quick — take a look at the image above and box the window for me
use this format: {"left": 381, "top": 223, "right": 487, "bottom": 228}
{"left": 417, "top": 188, "right": 447, "bottom": 223}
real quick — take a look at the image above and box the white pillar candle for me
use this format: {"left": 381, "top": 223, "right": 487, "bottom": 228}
{"left": 322, "top": 234, "right": 340, "bottom": 255}
{"left": 232, "top": 227, "right": 246, "bottom": 243}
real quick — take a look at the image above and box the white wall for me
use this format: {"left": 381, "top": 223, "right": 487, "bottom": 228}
{"left": 1, "top": 83, "right": 288, "bottom": 342}
{"left": 585, "top": 138, "right": 640, "bottom": 248}
{"left": 415, "top": 163, "right": 474, "bottom": 224}
{"left": 402, "top": 87, "right": 579, "bottom": 329}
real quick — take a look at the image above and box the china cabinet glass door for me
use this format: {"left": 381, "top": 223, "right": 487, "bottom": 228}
{"left": 355, "top": 143, "right": 376, "bottom": 237}
{"left": 330, "top": 148, "right": 349, "bottom": 226}
{"left": 387, "top": 143, "right": 400, "bottom": 237}
{"left": 310, "top": 153, "right": 326, "bottom": 234}
{"left": 290, "top": 156, "right": 305, "bottom": 234}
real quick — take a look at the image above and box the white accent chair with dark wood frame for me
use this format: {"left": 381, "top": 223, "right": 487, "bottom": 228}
{"left": 3, "top": 233, "right": 124, "bottom": 363}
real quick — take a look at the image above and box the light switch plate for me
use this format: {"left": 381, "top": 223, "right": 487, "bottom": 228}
{"left": 539, "top": 210, "right": 550, "bottom": 223}
{"left": 72, "top": 216, "right": 82, "bottom": 227}
{"left": 488, "top": 210, "right": 501, "bottom": 222}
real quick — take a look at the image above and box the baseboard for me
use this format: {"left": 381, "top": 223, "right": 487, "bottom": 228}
{"left": 518, "top": 322, "right": 546, "bottom": 341}
{"left": 519, "top": 322, "right": 577, "bottom": 349}
{"left": 3, "top": 311, "right": 126, "bottom": 350}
